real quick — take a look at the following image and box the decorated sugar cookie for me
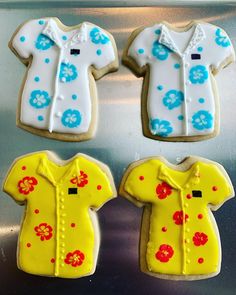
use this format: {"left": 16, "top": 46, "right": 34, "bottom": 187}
{"left": 9, "top": 18, "right": 118, "bottom": 141}
{"left": 3, "top": 151, "right": 116, "bottom": 278}
{"left": 123, "top": 21, "right": 235, "bottom": 141}
{"left": 119, "top": 157, "right": 234, "bottom": 280}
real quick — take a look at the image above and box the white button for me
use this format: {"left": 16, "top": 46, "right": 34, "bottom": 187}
{"left": 185, "top": 80, "right": 191, "bottom": 86}
{"left": 187, "top": 97, "right": 192, "bottom": 103}
{"left": 58, "top": 95, "right": 64, "bottom": 100}
{"left": 61, "top": 77, "right": 66, "bottom": 83}
{"left": 185, "top": 62, "right": 190, "bottom": 67}
{"left": 62, "top": 58, "right": 69, "bottom": 64}
{"left": 56, "top": 112, "right": 62, "bottom": 118}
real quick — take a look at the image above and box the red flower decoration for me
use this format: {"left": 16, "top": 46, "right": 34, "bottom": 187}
{"left": 70, "top": 171, "right": 88, "bottom": 187}
{"left": 18, "top": 176, "right": 38, "bottom": 195}
{"left": 193, "top": 232, "right": 208, "bottom": 246}
{"left": 173, "top": 210, "right": 189, "bottom": 225}
{"left": 34, "top": 223, "right": 53, "bottom": 241}
{"left": 156, "top": 182, "right": 172, "bottom": 199}
{"left": 155, "top": 244, "right": 174, "bottom": 263}
{"left": 64, "top": 250, "right": 85, "bottom": 267}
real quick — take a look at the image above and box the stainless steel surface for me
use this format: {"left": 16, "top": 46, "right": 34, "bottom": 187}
{"left": 0, "top": 3, "right": 236, "bottom": 294}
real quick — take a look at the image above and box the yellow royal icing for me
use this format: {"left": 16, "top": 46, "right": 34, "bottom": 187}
{"left": 3, "top": 151, "right": 116, "bottom": 278}
{"left": 121, "top": 158, "right": 234, "bottom": 279}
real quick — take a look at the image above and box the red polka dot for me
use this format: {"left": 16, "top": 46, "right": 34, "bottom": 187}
{"left": 71, "top": 223, "right": 76, "bottom": 228}
{"left": 198, "top": 214, "right": 203, "bottom": 219}
{"left": 34, "top": 209, "right": 39, "bottom": 214}
{"left": 162, "top": 227, "right": 167, "bottom": 232}
{"left": 198, "top": 257, "right": 204, "bottom": 264}
{"left": 97, "top": 185, "right": 102, "bottom": 190}
{"left": 212, "top": 186, "right": 218, "bottom": 191}
{"left": 51, "top": 258, "right": 55, "bottom": 263}
{"left": 21, "top": 166, "right": 26, "bottom": 170}
{"left": 186, "top": 194, "right": 192, "bottom": 199}
{"left": 26, "top": 243, "right": 31, "bottom": 248}
{"left": 139, "top": 176, "right": 144, "bottom": 181}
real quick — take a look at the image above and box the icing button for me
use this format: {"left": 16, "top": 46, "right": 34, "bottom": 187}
{"left": 61, "top": 227, "right": 65, "bottom": 232}
{"left": 60, "top": 198, "right": 65, "bottom": 203}
{"left": 60, "top": 205, "right": 65, "bottom": 209}
{"left": 62, "top": 58, "right": 69, "bottom": 64}
{"left": 186, "top": 239, "right": 190, "bottom": 244}
{"left": 61, "top": 77, "right": 66, "bottom": 83}
{"left": 61, "top": 249, "right": 65, "bottom": 253}
{"left": 184, "top": 203, "right": 189, "bottom": 208}
{"left": 186, "top": 248, "right": 191, "bottom": 253}
{"left": 61, "top": 234, "right": 65, "bottom": 239}
{"left": 187, "top": 97, "right": 192, "bottom": 103}
{"left": 186, "top": 259, "right": 191, "bottom": 264}
{"left": 60, "top": 263, "right": 65, "bottom": 267}
{"left": 185, "top": 80, "right": 191, "bottom": 86}
{"left": 56, "top": 112, "right": 62, "bottom": 118}
{"left": 61, "top": 242, "right": 65, "bottom": 247}
{"left": 185, "top": 228, "right": 190, "bottom": 232}
{"left": 61, "top": 213, "right": 67, "bottom": 217}
{"left": 185, "top": 62, "right": 190, "bottom": 67}
{"left": 58, "top": 95, "right": 64, "bottom": 100}
{"left": 61, "top": 220, "right": 65, "bottom": 224}
{"left": 60, "top": 191, "right": 64, "bottom": 196}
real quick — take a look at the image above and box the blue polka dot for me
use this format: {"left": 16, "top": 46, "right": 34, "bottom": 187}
{"left": 20, "top": 36, "right": 25, "bottom": 42}
{"left": 157, "top": 85, "right": 163, "bottom": 91}
{"left": 72, "top": 94, "right": 77, "bottom": 100}
{"left": 155, "top": 29, "right": 161, "bottom": 35}
{"left": 44, "top": 58, "right": 50, "bottom": 64}
{"left": 198, "top": 98, "right": 205, "bottom": 104}
{"left": 138, "top": 48, "right": 144, "bottom": 54}
{"left": 34, "top": 76, "right": 40, "bottom": 82}
{"left": 62, "top": 35, "right": 67, "bottom": 41}
{"left": 197, "top": 47, "right": 203, "bottom": 52}
{"left": 38, "top": 20, "right": 44, "bottom": 25}
{"left": 178, "top": 115, "right": 184, "bottom": 121}
{"left": 174, "top": 63, "right": 181, "bottom": 69}
{"left": 37, "top": 115, "right": 44, "bottom": 121}
{"left": 96, "top": 49, "right": 102, "bottom": 56}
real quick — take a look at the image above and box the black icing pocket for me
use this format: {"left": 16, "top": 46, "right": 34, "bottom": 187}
{"left": 70, "top": 49, "right": 80, "bottom": 55}
{"left": 68, "top": 188, "right": 78, "bottom": 194}
{"left": 192, "top": 190, "right": 202, "bottom": 198}
{"left": 191, "top": 54, "right": 201, "bottom": 60}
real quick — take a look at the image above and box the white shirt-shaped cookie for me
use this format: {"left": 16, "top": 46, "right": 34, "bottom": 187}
{"left": 124, "top": 22, "right": 235, "bottom": 141}
{"left": 10, "top": 18, "right": 118, "bottom": 141}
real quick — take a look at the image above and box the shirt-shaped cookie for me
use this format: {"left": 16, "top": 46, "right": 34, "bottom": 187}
{"left": 123, "top": 22, "right": 235, "bottom": 141}
{"left": 3, "top": 151, "right": 116, "bottom": 278}
{"left": 10, "top": 18, "right": 118, "bottom": 141}
{"left": 120, "top": 157, "right": 234, "bottom": 280}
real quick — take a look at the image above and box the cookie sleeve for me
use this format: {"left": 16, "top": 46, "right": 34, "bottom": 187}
{"left": 88, "top": 25, "right": 117, "bottom": 70}
{"left": 209, "top": 26, "right": 235, "bottom": 74}
{"left": 206, "top": 164, "right": 234, "bottom": 209}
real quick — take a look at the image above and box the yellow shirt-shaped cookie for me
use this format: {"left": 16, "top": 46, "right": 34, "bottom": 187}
{"left": 120, "top": 157, "right": 234, "bottom": 280}
{"left": 3, "top": 151, "right": 116, "bottom": 278}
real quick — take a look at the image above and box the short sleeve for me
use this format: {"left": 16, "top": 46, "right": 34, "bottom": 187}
{"left": 88, "top": 25, "right": 117, "bottom": 70}
{"left": 206, "top": 163, "right": 234, "bottom": 209}
{"left": 3, "top": 156, "right": 35, "bottom": 203}
{"left": 79, "top": 157, "right": 116, "bottom": 209}
{"left": 209, "top": 25, "right": 235, "bottom": 73}
{"left": 121, "top": 161, "right": 158, "bottom": 204}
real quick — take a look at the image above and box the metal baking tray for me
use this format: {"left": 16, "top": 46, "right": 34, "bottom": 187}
{"left": 0, "top": 1, "right": 236, "bottom": 294}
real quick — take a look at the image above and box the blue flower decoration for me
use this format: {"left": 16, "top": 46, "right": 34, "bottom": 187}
{"left": 61, "top": 109, "right": 82, "bottom": 128}
{"left": 90, "top": 28, "right": 110, "bottom": 45}
{"left": 29, "top": 90, "right": 51, "bottom": 109}
{"left": 163, "top": 90, "right": 184, "bottom": 110}
{"left": 192, "top": 110, "right": 213, "bottom": 130}
{"left": 189, "top": 65, "right": 208, "bottom": 84}
{"left": 59, "top": 63, "right": 78, "bottom": 83}
{"left": 215, "top": 28, "right": 230, "bottom": 47}
{"left": 150, "top": 118, "right": 173, "bottom": 137}
{"left": 152, "top": 41, "right": 171, "bottom": 61}
{"left": 35, "top": 34, "right": 54, "bottom": 50}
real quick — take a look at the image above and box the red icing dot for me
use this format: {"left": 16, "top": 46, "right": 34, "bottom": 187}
{"left": 71, "top": 223, "right": 76, "bottom": 228}
{"left": 162, "top": 227, "right": 167, "bottom": 232}
{"left": 34, "top": 209, "right": 39, "bottom": 214}
{"left": 51, "top": 258, "right": 55, "bottom": 263}
{"left": 139, "top": 176, "right": 144, "bottom": 181}
{"left": 21, "top": 166, "right": 26, "bottom": 170}
{"left": 97, "top": 185, "right": 102, "bottom": 190}
{"left": 212, "top": 186, "right": 218, "bottom": 191}
{"left": 198, "top": 257, "right": 204, "bottom": 264}
{"left": 198, "top": 214, "right": 203, "bottom": 219}
{"left": 186, "top": 194, "right": 192, "bottom": 199}
{"left": 26, "top": 243, "right": 31, "bottom": 248}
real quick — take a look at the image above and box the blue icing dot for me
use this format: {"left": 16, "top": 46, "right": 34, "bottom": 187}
{"left": 174, "top": 63, "right": 181, "bottom": 69}
{"left": 198, "top": 98, "right": 205, "bottom": 103}
{"left": 20, "top": 36, "right": 25, "bottom": 42}
{"left": 155, "top": 29, "right": 161, "bottom": 35}
{"left": 197, "top": 46, "right": 203, "bottom": 52}
{"left": 178, "top": 115, "right": 184, "bottom": 121}
{"left": 45, "top": 58, "right": 50, "bottom": 64}
{"left": 38, "top": 20, "right": 44, "bottom": 25}
{"left": 34, "top": 76, "right": 40, "bottom": 82}
{"left": 72, "top": 94, "right": 77, "bottom": 100}
{"left": 157, "top": 85, "right": 163, "bottom": 91}
{"left": 62, "top": 35, "right": 67, "bottom": 41}
{"left": 37, "top": 115, "right": 44, "bottom": 121}
{"left": 96, "top": 49, "right": 102, "bottom": 56}
{"left": 138, "top": 48, "right": 144, "bottom": 54}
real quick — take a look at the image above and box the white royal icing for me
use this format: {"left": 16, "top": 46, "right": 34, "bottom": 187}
{"left": 11, "top": 18, "right": 117, "bottom": 137}
{"left": 127, "top": 22, "right": 235, "bottom": 138}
